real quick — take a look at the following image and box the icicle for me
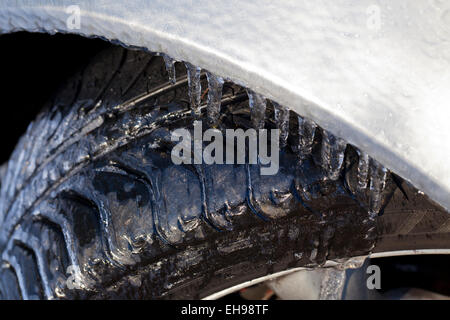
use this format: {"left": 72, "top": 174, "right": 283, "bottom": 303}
{"left": 356, "top": 149, "right": 369, "bottom": 192}
{"left": 246, "top": 89, "right": 266, "bottom": 129}
{"left": 185, "top": 62, "right": 202, "bottom": 115}
{"left": 206, "top": 72, "right": 224, "bottom": 127}
{"left": 273, "top": 102, "right": 289, "bottom": 147}
{"left": 321, "top": 130, "right": 347, "bottom": 180}
{"left": 369, "top": 159, "right": 388, "bottom": 214}
{"left": 297, "top": 116, "right": 317, "bottom": 161}
{"left": 162, "top": 54, "right": 176, "bottom": 85}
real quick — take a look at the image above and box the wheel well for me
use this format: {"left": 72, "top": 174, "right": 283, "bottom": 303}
{"left": 0, "top": 32, "right": 111, "bottom": 163}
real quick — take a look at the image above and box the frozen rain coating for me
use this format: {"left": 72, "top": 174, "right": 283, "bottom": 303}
{"left": 185, "top": 62, "right": 202, "bottom": 114}
{"left": 206, "top": 72, "right": 224, "bottom": 127}
{"left": 162, "top": 54, "right": 176, "bottom": 85}
{"left": 273, "top": 102, "right": 290, "bottom": 147}
{"left": 297, "top": 116, "right": 317, "bottom": 161}
{"left": 247, "top": 89, "right": 266, "bottom": 129}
